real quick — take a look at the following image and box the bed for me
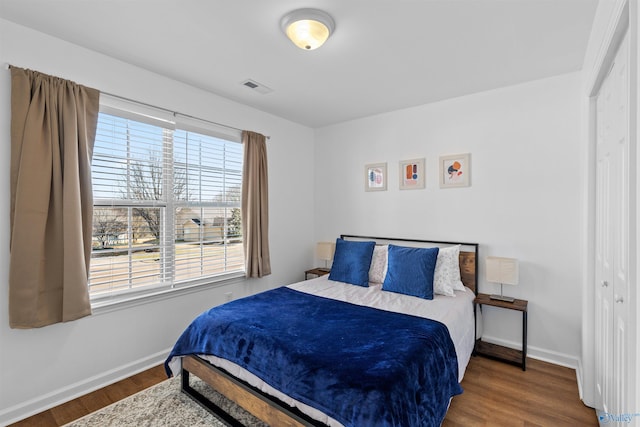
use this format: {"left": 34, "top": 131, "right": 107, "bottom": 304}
{"left": 165, "top": 235, "right": 479, "bottom": 427}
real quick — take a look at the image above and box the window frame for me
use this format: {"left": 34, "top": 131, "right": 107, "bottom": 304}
{"left": 90, "top": 96, "right": 245, "bottom": 310}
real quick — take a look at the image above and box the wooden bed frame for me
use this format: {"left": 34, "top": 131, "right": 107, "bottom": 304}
{"left": 180, "top": 235, "right": 479, "bottom": 426}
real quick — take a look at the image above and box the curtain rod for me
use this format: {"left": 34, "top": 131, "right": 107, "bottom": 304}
{"left": 5, "top": 63, "right": 270, "bottom": 140}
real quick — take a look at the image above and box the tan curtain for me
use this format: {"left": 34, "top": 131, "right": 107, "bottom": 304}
{"left": 241, "top": 131, "right": 271, "bottom": 278}
{"left": 9, "top": 68, "right": 100, "bottom": 328}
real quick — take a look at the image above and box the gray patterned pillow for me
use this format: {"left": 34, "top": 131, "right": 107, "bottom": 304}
{"left": 368, "top": 245, "right": 388, "bottom": 284}
{"left": 433, "top": 245, "right": 464, "bottom": 296}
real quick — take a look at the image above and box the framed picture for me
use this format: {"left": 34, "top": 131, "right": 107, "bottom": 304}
{"left": 399, "top": 158, "right": 425, "bottom": 190}
{"left": 364, "top": 163, "right": 387, "bottom": 191}
{"left": 439, "top": 153, "right": 471, "bottom": 188}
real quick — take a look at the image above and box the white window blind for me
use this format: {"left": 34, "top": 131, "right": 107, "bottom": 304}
{"left": 172, "top": 128, "right": 244, "bottom": 282}
{"left": 90, "top": 103, "right": 244, "bottom": 301}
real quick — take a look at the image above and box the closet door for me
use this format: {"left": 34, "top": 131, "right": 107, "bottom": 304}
{"left": 594, "top": 28, "right": 629, "bottom": 420}
{"left": 595, "top": 73, "right": 612, "bottom": 414}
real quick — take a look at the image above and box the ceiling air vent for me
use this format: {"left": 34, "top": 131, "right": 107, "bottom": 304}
{"left": 241, "top": 79, "right": 273, "bottom": 95}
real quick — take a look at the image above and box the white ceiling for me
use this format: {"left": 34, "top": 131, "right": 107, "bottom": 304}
{"left": 0, "top": 0, "right": 598, "bottom": 128}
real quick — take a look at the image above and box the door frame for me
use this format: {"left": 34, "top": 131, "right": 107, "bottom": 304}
{"left": 582, "top": 0, "right": 638, "bottom": 416}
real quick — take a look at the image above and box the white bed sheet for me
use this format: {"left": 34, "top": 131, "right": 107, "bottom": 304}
{"left": 170, "top": 275, "right": 475, "bottom": 427}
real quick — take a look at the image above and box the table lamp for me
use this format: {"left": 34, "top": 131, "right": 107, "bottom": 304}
{"left": 315, "top": 242, "right": 335, "bottom": 271}
{"left": 486, "top": 256, "right": 519, "bottom": 302}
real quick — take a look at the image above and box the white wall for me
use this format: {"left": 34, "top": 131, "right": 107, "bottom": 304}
{"left": 314, "top": 72, "right": 583, "bottom": 367}
{"left": 0, "top": 19, "right": 316, "bottom": 425}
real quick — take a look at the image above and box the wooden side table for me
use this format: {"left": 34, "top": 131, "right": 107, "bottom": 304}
{"left": 474, "top": 293, "right": 528, "bottom": 370}
{"left": 305, "top": 268, "right": 330, "bottom": 280}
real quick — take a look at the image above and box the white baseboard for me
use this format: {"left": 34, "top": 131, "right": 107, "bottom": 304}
{"left": 576, "top": 358, "right": 596, "bottom": 408}
{"left": 0, "top": 348, "right": 172, "bottom": 426}
{"left": 480, "top": 335, "right": 580, "bottom": 369}
{"left": 577, "top": 357, "right": 585, "bottom": 400}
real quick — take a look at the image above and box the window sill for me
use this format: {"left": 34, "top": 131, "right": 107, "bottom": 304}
{"left": 90, "top": 272, "right": 246, "bottom": 316}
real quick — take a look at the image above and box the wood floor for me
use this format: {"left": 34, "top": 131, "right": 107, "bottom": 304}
{"left": 8, "top": 365, "right": 168, "bottom": 427}
{"left": 443, "top": 357, "right": 598, "bottom": 426}
{"left": 10, "top": 356, "right": 597, "bottom": 427}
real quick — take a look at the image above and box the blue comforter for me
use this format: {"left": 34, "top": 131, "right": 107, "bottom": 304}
{"left": 165, "top": 287, "right": 462, "bottom": 427}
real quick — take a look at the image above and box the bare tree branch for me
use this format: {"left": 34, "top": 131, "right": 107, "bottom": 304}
{"left": 93, "top": 208, "right": 127, "bottom": 248}
{"left": 127, "top": 151, "right": 185, "bottom": 241}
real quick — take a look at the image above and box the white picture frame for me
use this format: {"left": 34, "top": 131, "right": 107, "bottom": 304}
{"left": 439, "top": 153, "right": 471, "bottom": 188}
{"left": 399, "top": 158, "right": 425, "bottom": 190}
{"left": 364, "top": 163, "right": 387, "bottom": 191}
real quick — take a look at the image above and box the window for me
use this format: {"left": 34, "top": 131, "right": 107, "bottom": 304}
{"left": 90, "top": 100, "right": 244, "bottom": 302}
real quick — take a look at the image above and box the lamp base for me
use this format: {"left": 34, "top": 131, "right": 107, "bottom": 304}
{"left": 489, "top": 294, "right": 515, "bottom": 303}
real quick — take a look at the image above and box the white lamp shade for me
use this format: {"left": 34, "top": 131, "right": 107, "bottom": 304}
{"left": 281, "top": 9, "right": 335, "bottom": 50}
{"left": 485, "top": 256, "right": 519, "bottom": 286}
{"left": 316, "top": 242, "right": 335, "bottom": 261}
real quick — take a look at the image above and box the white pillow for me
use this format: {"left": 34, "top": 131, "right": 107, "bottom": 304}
{"left": 449, "top": 248, "right": 465, "bottom": 292}
{"left": 368, "top": 245, "right": 388, "bottom": 284}
{"left": 433, "top": 245, "right": 465, "bottom": 296}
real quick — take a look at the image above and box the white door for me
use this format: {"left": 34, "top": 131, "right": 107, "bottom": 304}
{"left": 594, "top": 28, "right": 630, "bottom": 423}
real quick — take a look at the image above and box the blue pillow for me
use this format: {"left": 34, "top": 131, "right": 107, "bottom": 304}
{"left": 328, "top": 238, "right": 376, "bottom": 287}
{"left": 382, "top": 245, "right": 440, "bottom": 299}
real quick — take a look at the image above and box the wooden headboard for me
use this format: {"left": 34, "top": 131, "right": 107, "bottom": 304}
{"left": 341, "top": 234, "right": 479, "bottom": 295}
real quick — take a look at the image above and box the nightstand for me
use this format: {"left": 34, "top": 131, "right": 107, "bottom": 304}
{"left": 474, "top": 293, "right": 528, "bottom": 370}
{"left": 305, "top": 268, "right": 330, "bottom": 280}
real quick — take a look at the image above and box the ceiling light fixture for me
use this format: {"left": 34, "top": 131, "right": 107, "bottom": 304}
{"left": 280, "top": 8, "right": 335, "bottom": 51}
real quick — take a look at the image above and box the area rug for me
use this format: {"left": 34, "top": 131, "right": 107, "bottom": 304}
{"left": 64, "top": 375, "right": 268, "bottom": 427}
